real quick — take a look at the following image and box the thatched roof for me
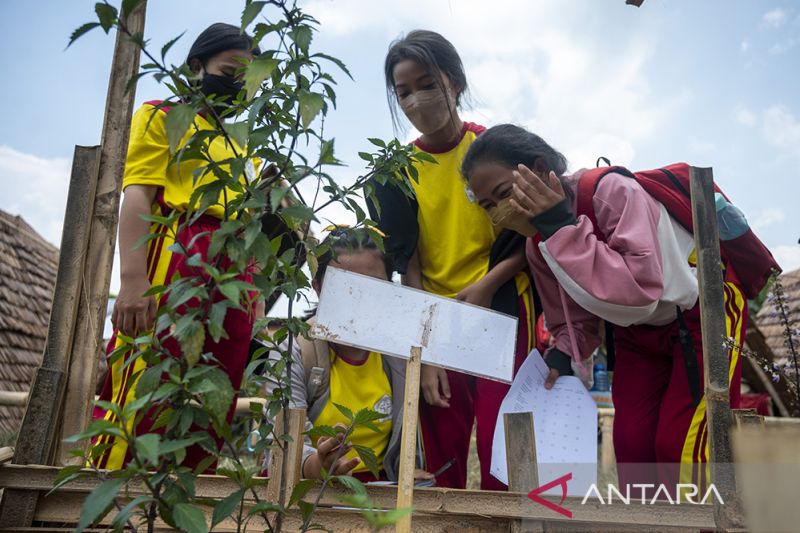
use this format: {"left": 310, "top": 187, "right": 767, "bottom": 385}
{"left": 756, "top": 268, "right": 800, "bottom": 368}
{"left": 0, "top": 210, "right": 58, "bottom": 435}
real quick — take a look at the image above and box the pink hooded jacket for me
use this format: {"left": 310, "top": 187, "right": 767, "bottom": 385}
{"left": 527, "top": 170, "right": 700, "bottom": 368}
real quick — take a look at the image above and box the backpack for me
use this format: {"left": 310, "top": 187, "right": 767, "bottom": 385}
{"left": 576, "top": 161, "right": 780, "bottom": 300}
{"left": 297, "top": 318, "right": 331, "bottom": 405}
{"left": 575, "top": 162, "right": 781, "bottom": 405}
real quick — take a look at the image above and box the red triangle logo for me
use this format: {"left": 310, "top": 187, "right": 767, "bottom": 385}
{"left": 527, "top": 472, "right": 573, "bottom": 518}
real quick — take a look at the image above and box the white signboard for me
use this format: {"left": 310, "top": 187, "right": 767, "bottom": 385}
{"left": 310, "top": 267, "right": 518, "bottom": 383}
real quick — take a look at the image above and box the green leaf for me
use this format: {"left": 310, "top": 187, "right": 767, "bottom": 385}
{"left": 110, "top": 495, "right": 152, "bottom": 530}
{"left": 224, "top": 122, "right": 249, "bottom": 149}
{"left": 160, "top": 435, "right": 208, "bottom": 455}
{"left": 333, "top": 403, "right": 354, "bottom": 422}
{"left": 173, "top": 503, "right": 208, "bottom": 533}
{"left": 211, "top": 489, "right": 244, "bottom": 528}
{"left": 200, "top": 370, "right": 234, "bottom": 424}
{"left": 160, "top": 31, "right": 185, "bottom": 61}
{"left": 352, "top": 444, "right": 380, "bottom": 478}
{"left": 247, "top": 501, "right": 283, "bottom": 517}
{"left": 280, "top": 204, "right": 316, "bottom": 223}
{"left": 298, "top": 91, "right": 325, "bottom": 128}
{"left": 241, "top": 1, "right": 267, "bottom": 29}
{"left": 244, "top": 56, "right": 279, "bottom": 99}
{"left": 208, "top": 301, "right": 229, "bottom": 343}
{"left": 164, "top": 103, "right": 197, "bottom": 154}
{"left": 121, "top": 0, "right": 145, "bottom": 17}
{"left": 94, "top": 2, "right": 118, "bottom": 33}
{"left": 48, "top": 464, "right": 83, "bottom": 496}
{"left": 288, "top": 478, "right": 316, "bottom": 507}
{"left": 313, "top": 52, "right": 352, "bottom": 80}
{"left": 335, "top": 475, "right": 366, "bottom": 496}
{"left": 352, "top": 408, "right": 385, "bottom": 432}
{"left": 298, "top": 500, "right": 315, "bottom": 523}
{"left": 305, "top": 425, "right": 339, "bottom": 440}
{"left": 369, "top": 506, "right": 413, "bottom": 529}
{"left": 135, "top": 433, "right": 160, "bottom": 465}
{"left": 67, "top": 22, "right": 100, "bottom": 48}
{"left": 75, "top": 477, "right": 125, "bottom": 532}
{"left": 306, "top": 249, "right": 319, "bottom": 279}
{"left": 134, "top": 365, "right": 162, "bottom": 397}
{"left": 290, "top": 25, "right": 313, "bottom": 53}
{"left": 318, "top": 139, "right": 341, "bottom": 166}
{"left": 368, "top": 137, "right": 386, "bottom": 149}
{"left": 181, "top": 324, "right": 205, "bottom": 367}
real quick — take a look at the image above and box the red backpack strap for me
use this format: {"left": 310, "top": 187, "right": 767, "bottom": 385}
{"left": 144, "top": 99, "right": 172, "bottom": 113}
{"left": 576, "top": 166, "right": 635, "bottom": 242}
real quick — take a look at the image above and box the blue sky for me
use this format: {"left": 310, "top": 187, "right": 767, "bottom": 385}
{"left": 1, "top": 0, "right": 799, "bottom": 295}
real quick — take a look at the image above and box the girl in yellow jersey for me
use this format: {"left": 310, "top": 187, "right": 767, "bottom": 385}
{"left": 263, "top": 228, "right": 433, "bottom": 482}
{"left": 369, "top": 31, "right": 536, "bottom": 490}
{"left": 93, "top": 23, "right": 260, "bottom": 471}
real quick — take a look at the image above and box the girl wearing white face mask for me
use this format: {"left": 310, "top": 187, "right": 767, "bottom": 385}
{"left": 367, "top": 30, "right": 536, "bottom": 491}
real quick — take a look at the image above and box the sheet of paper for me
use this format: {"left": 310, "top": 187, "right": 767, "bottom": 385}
{"left": 490, "top": 349, "right": 598, "bottom": 496}
{"left": 311, "top": 267, "right": 518, "bottom": 382}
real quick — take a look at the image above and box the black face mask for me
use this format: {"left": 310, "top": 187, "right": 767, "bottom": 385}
{"left": 200, "top": 73, "right": 243, "bottom": 102}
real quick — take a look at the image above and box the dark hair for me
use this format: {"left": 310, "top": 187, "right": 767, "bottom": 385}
{"left": 186, "top": 22, "right": 261, "bottom": 68}
{"left": 461, "top": 124, "right": 569, "bottom": 181}
{"left": 314, "top": 228, "right": 392, "bottom": 286}
{"left": 384, "top": 30, "right": 469, "bottom": 132}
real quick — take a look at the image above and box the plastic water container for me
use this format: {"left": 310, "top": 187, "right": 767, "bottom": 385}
{"left": 593, "top": 362, "right": 609, "bottom": 392}
{"left": 715, "top": 193, "right": 749, "bottom": 241}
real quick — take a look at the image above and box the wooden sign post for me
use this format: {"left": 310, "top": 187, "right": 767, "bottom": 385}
{"left": 311, "top": 267, "right": 519, "bottom": 532}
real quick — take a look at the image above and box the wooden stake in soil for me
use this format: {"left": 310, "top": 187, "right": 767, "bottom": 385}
{"left": 0, "top": 145, "right": 100, "bottom": 527}
{"left": 689, "top": 166, "right": 744, "bottom": 530}
{"left": 505, "top": 412, "right": 545, "bottom": 533}
{"left": 56, "top": 1, "right": 147, "bottom": 465}
{"left": 395, "top": 346, "right": 422, "bottom": 533}
{"left": 266, "top": 408, "right": 307, "bottom": 504}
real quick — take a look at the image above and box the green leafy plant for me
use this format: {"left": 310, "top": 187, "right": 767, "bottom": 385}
{"left": 60, "top": 1, "right": 424, "bottom": 531}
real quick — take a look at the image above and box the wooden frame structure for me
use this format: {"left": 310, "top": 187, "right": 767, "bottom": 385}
{"left": 0, "top": 1, "right": 785, "bottom": 531}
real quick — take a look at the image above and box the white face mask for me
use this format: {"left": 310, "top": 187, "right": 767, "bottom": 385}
{"left": 399, "top": 86, "right": 457, "bottom": 135}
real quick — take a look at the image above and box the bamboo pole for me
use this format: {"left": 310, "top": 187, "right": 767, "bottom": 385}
{"left": 56, "top": 2, "right": 147, "bottom": 465}
{"left": 395, "top": 346, "right": 422, "bottom": 533}
{"left": 0, "top": 391, "right": 28, "bottom": 407}
{"left": 689, "top": 166, "right": 744, "bottom": 531}
{"left": 0, "top": 145, "right": 100, "bottom": 527}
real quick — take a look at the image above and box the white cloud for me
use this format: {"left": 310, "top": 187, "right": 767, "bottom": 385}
{"left": 740, "top": 40, "right": 750, "bottom": 52}
{"left": 752, "top": 208, "right": 786, "bottom": 230}
{"left": 688, "top": 136, "right": 717, "bottom": 155}
{"left": 0, "top": 145, "right": 71, "bottom": 245}
{"left": 305, "top": 0, "right": 688, "bottom": 170}
{"left": 763, "top": 8, "right": 789, "bottom": 27}
{"left": 769, "top": 36, "right": 799, "bottom": 55}
{"left": 761, "top": 104, "right": 800, "bottom": 157}
{"left": 772, "top": 244, "right": 800, "bottom": 273}
{"left": 734, "top": 104, "right": 758, "bottom": 127}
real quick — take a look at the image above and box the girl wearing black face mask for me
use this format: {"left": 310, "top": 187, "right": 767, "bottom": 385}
{"left": 92, "top": 23, "right": 261, "bottom": 473}
{"left": 366, "top": 30, "right": 537, "bottom": 491}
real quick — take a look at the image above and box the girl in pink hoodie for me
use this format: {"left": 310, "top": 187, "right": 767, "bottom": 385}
{"left": 462, "top": 124, "right": 747, "bottom": 493}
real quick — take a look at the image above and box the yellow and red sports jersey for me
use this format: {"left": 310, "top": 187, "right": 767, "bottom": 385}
{"left": 313, "top": 349, "right": 393, "bottom": 474}
{"left": 410, "top": 122, "right": 530, "bottom": 299}
{"left": 123, "top": 101, "right": 256, "bottom": 219}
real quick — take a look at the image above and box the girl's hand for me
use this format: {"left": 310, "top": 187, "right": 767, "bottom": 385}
{"left": 510, "top": 165, "right": 566, "bottom": 219}
{"left": 421, "top": 365, "right": 451, "bottom": 408}
{"left": 112, "top": 275, "right": 157, "bottom": 337}
{"left": 455, "top": 278, "right": 495, "bottom": 309}
{"left": 304, "top": 432, "right": 360, "bottom": 479}
{"left": 414, "top": 469, "right": 435, "bottom": 481}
